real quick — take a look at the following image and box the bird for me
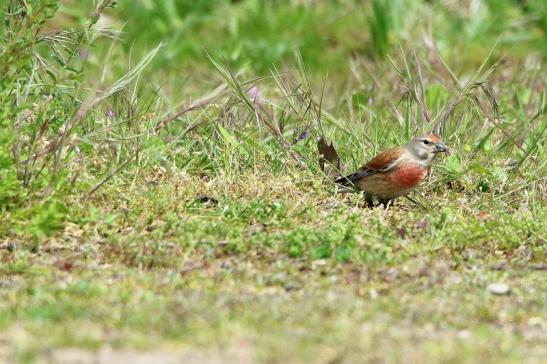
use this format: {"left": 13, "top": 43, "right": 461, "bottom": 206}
{"left": 335, "top": 134, "right": 448, "bottom": 207}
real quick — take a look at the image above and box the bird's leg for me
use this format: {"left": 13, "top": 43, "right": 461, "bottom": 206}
{"left": 378, "top": 198, "right": 392, "bottom": 209}
{"left": 363, "top": 193, "right": 375, "bottom": 209}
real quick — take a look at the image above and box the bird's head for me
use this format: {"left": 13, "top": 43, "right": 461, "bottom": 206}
{"left": 406, "top": 134, "right": 448, "bottom": 166}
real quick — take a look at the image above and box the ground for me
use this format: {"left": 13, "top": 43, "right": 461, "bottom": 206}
{"left": 1, "top": 173, "right": 545, "bottom": 363}
{"left": 0, "top": 1, "right": 546, "bottom": 363}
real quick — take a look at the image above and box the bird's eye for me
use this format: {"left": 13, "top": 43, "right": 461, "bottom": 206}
{"left": 422, "top": 140, "right": 430, "bottom": 145}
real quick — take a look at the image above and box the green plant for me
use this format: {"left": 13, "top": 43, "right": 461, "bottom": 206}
{"left": 0, "top": 0, "right": 161, "bottom": 239}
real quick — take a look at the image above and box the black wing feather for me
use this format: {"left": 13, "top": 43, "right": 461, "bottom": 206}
{"left": 335, "top": 169, "right": 376, "bottom": 187}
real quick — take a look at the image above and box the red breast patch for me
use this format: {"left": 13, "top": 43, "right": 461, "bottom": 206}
{"left": 391, "top": 164, "right": 428, "bottom": 188}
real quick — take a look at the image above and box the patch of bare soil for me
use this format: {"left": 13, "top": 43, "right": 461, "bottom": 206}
{"left": 34, "top": 343, "right": 254, "bottom": 364}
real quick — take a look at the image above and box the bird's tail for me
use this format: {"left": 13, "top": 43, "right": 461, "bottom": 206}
{"left": 334, "top": 185, "right": 357, "bottom": 193}
{"left": 334, "top": 174, "right": 359, "bottom": 193}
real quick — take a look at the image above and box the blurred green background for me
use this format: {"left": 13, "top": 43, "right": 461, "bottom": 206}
{"left": 54, "top": 0, "right": 545, "bottom": 82}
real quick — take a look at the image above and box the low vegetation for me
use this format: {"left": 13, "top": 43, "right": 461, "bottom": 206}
{"left": 0, "top": 0, "right": 545, "bottom": 363}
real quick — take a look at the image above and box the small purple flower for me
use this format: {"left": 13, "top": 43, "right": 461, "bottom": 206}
{"left": 248, "top": 85, "right": 262, "bottom": 104}
{"left": 106, "top": 110, "right": 115, "bottom": 118}
{"left": 299, "top": 130, "right": 308, "bottom": 140}
{"left": 79, "top": 48, "right": 89, "bottom": 60}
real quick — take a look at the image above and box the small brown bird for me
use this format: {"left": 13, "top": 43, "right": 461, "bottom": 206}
{"left": 335, "top": 134, "right": 448, "bottom": 206}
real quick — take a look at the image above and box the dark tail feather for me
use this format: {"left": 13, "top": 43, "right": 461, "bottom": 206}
{"left": 335, "top": 174, "right": 354, "bottom": 186}
{"left": 334, "top": 169, "right": 375, "bottom": 193}
{"left": 335, "top": 172, "right": 363, "bottom": 193}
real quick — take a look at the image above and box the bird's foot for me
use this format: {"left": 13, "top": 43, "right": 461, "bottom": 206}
{"left": 378, "top": 198, "right": 393, "bottom": 209}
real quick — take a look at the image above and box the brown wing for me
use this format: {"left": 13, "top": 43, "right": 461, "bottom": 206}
{"left": 364, "top": 147, "right": 405, "bottom": 171}
{"left": 335, "top": 147, "right": 404, "bottom": 188}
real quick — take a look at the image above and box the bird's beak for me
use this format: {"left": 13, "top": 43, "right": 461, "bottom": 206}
{"left": 435, "top": 143, "right": 448, "bottom": 153}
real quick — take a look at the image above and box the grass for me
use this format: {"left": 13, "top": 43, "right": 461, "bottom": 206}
{"left": 2, "top": 174, "right": 546, "bottom": 363}
{"left": 0, "top": 0, "right": 546, "bottom": 363}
